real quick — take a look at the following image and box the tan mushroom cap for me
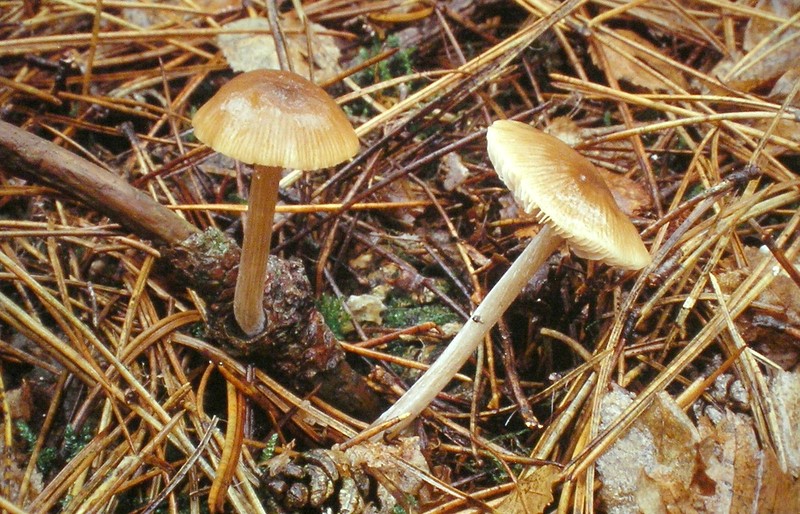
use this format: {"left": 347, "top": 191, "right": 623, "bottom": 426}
{"left": 192, "top": 69, "right": 359, "bottom": 170}
{"left": 487, "top": 120, "right": 650, "bottom": 270}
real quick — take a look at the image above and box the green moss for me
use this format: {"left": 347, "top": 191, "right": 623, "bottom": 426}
{"left": 190, "top": 322, "right": 206, "bottom": 338}
{"left": 225, "top": 192, "right": 247, "bottom": 204}
{"left": 38, "top": 447, "right": 57, "bottom": 473}
{"left": 15, "top": 421, "right": 92, "bottom": 473}
{"left": 686, "top": 183, "right": 706, "bottom": 199}
{"left": 15, "top": 419, "right": 36, "bottom": 446}
{"left": 59, "top": 494, "right": 74, "bottom": 511}
{"left": 259, "top": 433, "right": 279, "bottom": 462}
{"left": 392, "top": 495, "right": 408, "bottom": 514}
{"left": 318, "top": 293, "right": 352, "bottom": 339}
{"left": 354, "top": 35, "right": 416, "bottom": 86}
{"left": 64, "top": 424, "right": 93, "bottom": 459}
{"left": 383, "top": 297, "right": 458, "bottom": 328}
{"left": 198, "top": 227, "right": 232, "bottom": 257}
{"left": 15, "top": 420, "right": 56, "bottom": 472}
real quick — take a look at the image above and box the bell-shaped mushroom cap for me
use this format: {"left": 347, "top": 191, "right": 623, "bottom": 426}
{"left": 193, "top": 69, "right": 359, "bottom": 170}
{"left": 487, "top": 120, "right": 650, "bottom": 270}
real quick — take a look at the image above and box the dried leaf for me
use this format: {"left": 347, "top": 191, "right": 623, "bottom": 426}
{"left": 544, "top": 116, "right": 583, "bottom": 147}
{"left": 601, "top": 171, "right": 652, "bottom": 217}
{"left": 729, "top": 412, "right": 762, "bottom": 513}
{"left": 696, "top": 413, "right": 736, "bottom": 512}
{"left": 755, "top": 440, "right": 800, "bottom": 513}
{"left": 343, "top": 436, "right": 431, "bottom": 512}
{"left": 217, "top": 17, "right": 343, "bottom": 82}
{"left": 770, "top": 370, "right": 800, "bottom": 475}
{"left": 597, "top": 386, "right": 700, "bottom": 514}
{"left": 6, "top": 384, "right": 32, "bottom": 421}
{"left": 346, "top": 293, "right": 387, "bottom": 326}
{"left": 768, "top": 68, "right": 800, "bottom": 107}
{"left": 713, "top": 0, "right": 800, "bottom": 92}
{"left": 122, "top": 0, "right": 238, "bottom": 27}
{"left": 496, "top": 464, "right": 559, "bottom": 514}
{"left": 743, "top": 0, "right": 800, "bottom": 51}
{"left": 697, "top": 409, "right": 800, "bottom": 513}
{"left": 749, "top": 118, "right": 800, "bottom": 156}
{"left": 598, "top": 0, "right": 710, "bottom": 41}
{"left": 375, "top": 179, "right": 428, "bottom": 226}
{"left": 598, "top": 391, "right": 800, "bottom": 513}
{"left": 717, "top": 246, "right": 800, "bottom": 368}
{"left": 440, "top": 152, "right": 471, "bottom": 191}
{"left": 590, "top": 30, "right": 688, "bottom": 91}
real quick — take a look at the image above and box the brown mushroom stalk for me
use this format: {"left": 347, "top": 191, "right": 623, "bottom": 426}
{"left": 234, "top": 164, "right": 281, "bottom": 334}
{"left": 369, "top": 120, "right": 651, "bottom": 438}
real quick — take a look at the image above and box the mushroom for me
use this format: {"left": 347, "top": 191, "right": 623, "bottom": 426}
{"left": 369, "top": 119, "right": 650, "bottom": 437}
{"left": 193, "top": 70, "right": 359, "bottom": 336}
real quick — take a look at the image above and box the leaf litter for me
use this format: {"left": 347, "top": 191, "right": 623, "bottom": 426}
{"left": 0, "top": 0, "right": 799, "bottom": 512}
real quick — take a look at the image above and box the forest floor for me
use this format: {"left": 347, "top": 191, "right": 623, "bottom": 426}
{"left": 0, "top": 1, "right": 799, "bottom": 513}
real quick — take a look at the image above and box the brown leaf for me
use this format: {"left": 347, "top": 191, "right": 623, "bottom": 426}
{"left": 697, "top": 409, "right": 800, "bottom": 514}
{"left": 599, "top": 169, "right": 653, "bottom": 218}
{"left": 743, "top": 0, "right": 800, "bottom": 52}
{"left": 756, "top": 442, "right": 800, "bottom": 513}
{"left": 768, "top": 68, "right": 800, "bottom": 107}
{"left": 343, "top": 436, "right": 431, "bottom": 512}
{"left": 749, "top": 118, "right": 800, "bottom": 157}
{"left": 440, "top": 152, "right": 471, "bottom": 192}
{"left": 729, "top": 413, "right": 762, "bottom": 513}
{"left": 770, "top": 370, "right": 800, "bottom": 475}
{"left": 717, "top": 246, "right": 800, "bottom": 368}
{"left": 696, "top": 413, "right": 736, "bottom": 512}
{"left": 217, "top": 17, "right": 343, "bottom": 82}
{"left": 596, "top": 0, "right": 710, "bottom": 41}
{"left": 496, "top": 464, "right": 560, "bottom": 514}
{"left": 590, "top": 30, "right": 688, "bottom": 91}
{"left": 713, "top": 0, "right": 800, "bottom": 92}
{"left": 598, "top": 388, "right": 800, "bottom": 513}
{"left": 122, "top": 0, "right": 239, "bottom": 26}
{"left": 597, "top": 387, "right": 700, "bottom": 513}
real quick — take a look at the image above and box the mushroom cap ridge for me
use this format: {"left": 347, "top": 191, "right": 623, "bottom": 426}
{"left": 193, "top": 69, "right": 359, "bottom": 170}
{"left": 487, "top": 120, "right": 650, "bottom": 270}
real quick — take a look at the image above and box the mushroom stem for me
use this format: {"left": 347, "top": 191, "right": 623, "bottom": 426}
{"left": 371, "top": 224, "right": 562, "bottom": 438}
{"left": 234, "top": 164, "right": 282, "bottom": 336}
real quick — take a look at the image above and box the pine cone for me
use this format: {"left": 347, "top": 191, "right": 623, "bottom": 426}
{"left": 262, "top": 449, "right": 372, "bottom": 513}
{"left": 162, "top": 228, "right": 381, "bottom": 418}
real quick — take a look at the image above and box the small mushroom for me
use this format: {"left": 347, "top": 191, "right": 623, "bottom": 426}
{"left": 369, "top": 119, "right": 650, "bottom": 437}
{"left": 193, "top": 70, "right": 359, "bottom": 336}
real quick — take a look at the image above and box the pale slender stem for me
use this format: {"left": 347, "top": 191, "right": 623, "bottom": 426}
{"left": 234, "top": 165, "right": 281, "bottom": 336}
{"left": 370, "top": 224, "right": 562, "bottom": 438}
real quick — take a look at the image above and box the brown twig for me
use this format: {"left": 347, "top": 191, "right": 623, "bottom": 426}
{"left": 0, "top": 120, "right": 197, "bottom": 245}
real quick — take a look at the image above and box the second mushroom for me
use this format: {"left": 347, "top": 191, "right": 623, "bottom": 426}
{"left": 368, "top": 119, "right": 651, "bottom": 437}
{"left": 193, "top": 70, "right": 359, "bottom": 336}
